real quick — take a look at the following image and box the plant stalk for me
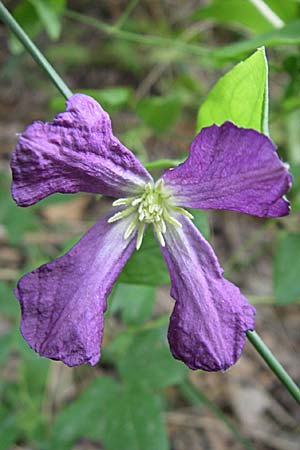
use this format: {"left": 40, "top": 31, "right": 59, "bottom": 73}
{"left": 0, "top": 1, "right": 72, "bottom": 100}
{"left": 247, "top": 330, "right": 300, "bottom": 404}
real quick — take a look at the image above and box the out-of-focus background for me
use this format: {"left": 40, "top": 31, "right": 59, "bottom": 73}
{"left": 1, "top": 1, "right": 300, "bottom": 449}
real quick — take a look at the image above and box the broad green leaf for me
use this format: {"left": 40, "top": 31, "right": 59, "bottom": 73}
{"left": 104, "top": 385, "right": 169, "bottom": 450}
{"left": 212, "top": 20, "right": 300, "bottom": 60}
{"left": 119, "top": 227, "right": 170, "bottom": 285}
{"left": 52, "top": 377, "right": 169, "bottom": 450}
{"left": 197, "top": 48, "right": 268, "bottom": 133}
{"left": 116, "top": 328, "right": 188, "bottom": 390}
{"left": 274, "top": 233, "right": 300, "bottom": 304}
{"left": 193, "top": 0, "right": 297, "bottom": 34}
{"left": 110, "top": 283, "right": 155, "bottom": 325}
{"left": 137, "top": 96, "right": 181, "bottom": 133}
{"left": 51, "top": 376, "right": 119, "bottom": 449}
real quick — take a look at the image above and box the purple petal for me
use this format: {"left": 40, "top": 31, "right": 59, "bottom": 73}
{"left": 161, "top": 216, "right": 255, "bottom": 371}
{"left": 162, "top": 122, "right": 292, "bottom": 217}
{"left": 12, "top": 93, "right": 152, "bottom": 206}
{"left": 15, "top": 214, "right": 136, "bottom": 366}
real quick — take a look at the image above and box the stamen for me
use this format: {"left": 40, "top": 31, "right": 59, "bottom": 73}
{"left": 108, "top": 179, "right": 193, "bottom": 250}
{"left": 169, "top": 205, "right": 194, "bottom": 219}
{"left": 154, "top": 222, "right": 165, "bottom": 247}
{"left": 131, "top": 197, "right": 142, "bottom": 206}
{"left": 124, "top": 216, "right": 139, "bottom": 239}
{"left": 108, "top": 206, "right": 136, "bottom": 223}
{"left": 112, "top": 198, "right": 132, "bottom": 207}
{"left": 164, "top": 209, "right": 182, "bottom": 228}
{"left": 136, "top": 222, "right": 146, "bottom": 250}
{"left": 155, "top": 178, "right": 164, "bottom": 191}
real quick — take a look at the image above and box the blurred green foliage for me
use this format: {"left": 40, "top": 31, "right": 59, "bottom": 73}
{"left": 1, "top": 1, "right": 300, "bottom": 449}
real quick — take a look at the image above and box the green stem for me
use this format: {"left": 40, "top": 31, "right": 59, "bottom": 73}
{"left": 2, "top": 1, "right": 299, "bottom": 407}
{"left": 65, "top": 9, "right": 210, "bottom": 59}
{"left": 0, "top": 2, "right": 73, "bottom": 100}
{"left": 115, "top": 0, "right": 139, "bottom": 30}
{"left": 144, "top": 158, "right": 184, "bottom": 170}
{"left": 246, "top": 330, "right": 300, "bottom": 404}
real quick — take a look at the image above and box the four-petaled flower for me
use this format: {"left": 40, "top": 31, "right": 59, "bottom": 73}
{"left": 11, "top": 94, "right": 292, "bottom": 371}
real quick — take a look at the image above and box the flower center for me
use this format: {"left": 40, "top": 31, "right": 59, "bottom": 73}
{"left": 108, "top": 179, "right": 193, "bottom": 250}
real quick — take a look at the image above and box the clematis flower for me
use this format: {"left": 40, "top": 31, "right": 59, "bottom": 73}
{"left": 11, "top": 94, "right": 291, "bottom": 371}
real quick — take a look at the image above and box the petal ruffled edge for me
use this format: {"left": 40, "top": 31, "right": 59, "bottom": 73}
{"left": 161, "top": 122, "right": 292, "bottom": 218}
{"left": 160, "top": 215, "right": 255, "bottom": 371}
{"left": 16, "top": 213, "right": 136, "bottom": 366}
{"left": 11, "top": 93, "right": 152, "bottom": 207}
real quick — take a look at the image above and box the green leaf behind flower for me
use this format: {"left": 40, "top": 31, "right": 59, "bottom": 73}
{"left": 109, "top": 283, "right": 155, "bottom": 325}
{"left": 119, "top": 228, "right": 170, "bottom": 285}
{"left": 197, "top": 48, "right": 268, "bottom": 133}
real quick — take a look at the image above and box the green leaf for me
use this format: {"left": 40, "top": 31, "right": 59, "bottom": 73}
{"left": 116, "top": 328, "right": 188, "bottom": 390}
{"left": 104, "top": 385, "right": 169, "bottom": 450}
{"left": 28, "top": 0, "right": 66, "bottom": 40}
{"left": 52, "top": 377, "right": 169, "bottom": 450}
{"left": 274, "top": 233, "right": 300, "bottom": 304}
{"left": 10, "top": 1, "right": 40, "bottom": 54}
{"left": 119, "top": 227, "right": 170, "bottom": 285}
{"left": 110, "top": 283, "right": 155, "bottom": 325}
{"left": 212, "top": 20, "right": 300, "bottom": 61}
{"left": 137, "top": 96, "right": 181, "bottom": 133}
{"left": 51, "top": 376, "right": 119, "bottom": 449}
{"left": 197, "top": 48, "right": 268, "bottom": 133}
{"left": 10, "top": 0, "right": 65, "bottom": 53}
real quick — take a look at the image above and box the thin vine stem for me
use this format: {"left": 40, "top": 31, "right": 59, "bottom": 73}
{"left": 246, "top": 330, "right": 300, "bottom": 404}
{"left": 65, "top": 8, "right": 211, "bottom": 59}
{"left": 144, "top": 158, "right": 184, "bottom": 170}
{"left": 1, "top": 2, "right": 300, "bottom": 406}
{"left": 0, "top": 1, "right": 72, "bottom": 100}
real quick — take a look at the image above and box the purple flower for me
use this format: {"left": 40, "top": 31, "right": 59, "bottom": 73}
{"left": 11, "top": 94, "right": 291, "bottom": 371}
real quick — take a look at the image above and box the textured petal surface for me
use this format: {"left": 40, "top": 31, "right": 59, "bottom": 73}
{"left": 161, "top": 215, "right": 255, "bottom": 371}
{"left": 161, "top": 122, "right": 291, "bottom": 217}
{"left": 15, "top": 214, "right": 136, "bottom": 366}
{"left": 12, "top": 93, "right": 152, "bottom": 206}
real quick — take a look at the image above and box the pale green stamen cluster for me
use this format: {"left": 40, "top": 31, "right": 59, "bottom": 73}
{"left": 108, "top": 179, "right": 193, "bottom": 250}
